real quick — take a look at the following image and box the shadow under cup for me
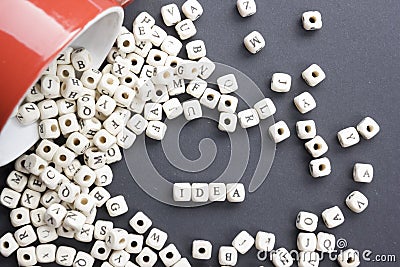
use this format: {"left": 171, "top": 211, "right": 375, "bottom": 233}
{"left": 0, "top": 0, "right": 126, "bottom": 166}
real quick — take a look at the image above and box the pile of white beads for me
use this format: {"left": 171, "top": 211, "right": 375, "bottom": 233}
{"left": 0, "top": 1, "right": 381, "bottom": 267}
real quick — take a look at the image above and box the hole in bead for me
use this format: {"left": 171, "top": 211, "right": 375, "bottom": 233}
{"left": 98, "top": 247, "right": 106, "bottom": 254}
{"left": 59, "top": 155, "right": 67, "bottom": 162}
{"left": 224, "top": 118, "right": 231, "bottom": 125}
{"left": 137, "top": 220, "right": 144, "bottom": 226}
{"left": 132, "top": 59, "right": 138, "bottom": 66}
{"left": 3, "top": 241, "right": 9, "bottom": 249}
{"left": 163, "top": 71, "right": 170, "bottom": 79}
{"left": 143, "top": 256, "right": 150, "bottom": 262}
{"left": 207, "top": 94, "right": 214, "bottom": 101}
{"left": 107, "top": 78, "right": 114, "bottom": 85}
{"left": 305, "top": 125, "right": 311, "bottom": 133}
{"left": 87, "top": 77, "right": 94, "bottom": 84}
{"left": 73, "top": 138, "right": 80, "bottom": 146}
{"left": 312, "top": 71, "right": 319, "bottom": 78}
{"left": 166, "top": 252, "right": 174, "bottom": 259}
{"left": 83, "top": 175, "right": 91, "bottom": 181}
{"left": 81, "top": 198, "right": 88, "bottom": 205}
{"left": 319, "top": 164, "right": 326, "bottom": 171}
{"left": 170, "top": 61, "right": 178, "bottom": 68}
{"left": 125, "top": 77, "right": 132, "bottom": 83}
{"left": 309, "top": 16, "right": 317, "bottom": 23}
{"left": 199, "top": 247, "right": 206, "bottom": 254}
{"left": 17, "top": 213, "right": 22, "bottom": 219}
{"left": 154, "top": 55, "right": 161, "bottom": 61}
{"left": 23, "top": 254, "right": 30, "bottom": 260}
{"left": 39, "top": 164, "right": 45, "bottom": 171}
{"left": 122, "top": 92, "right": 129, "bottom": 99}
{"left": 277, "top": 128, "right": 284, "bottom": 135}
{"left": 367, "top": 125, "right": 373, "bottom": 132}
{"left": 99, "top": 136, "right": 107, "bottom": 144}
{"left": 156, "top": 90, "right": 163, "bottom": 96}
{"left": 131, "top": 241, "right": 138, "bottom": 247}
{"left": 51, "top": 124, "right": 58, "bottom": 132}
{"left": 62, "top": 70, "right": 70, "bottom": 77}
{"left": 65, "top": 119, "right": 72, "bottom": 127}
{"left": 347, "top": 257, "right": 355, "bottom": 263}
{"left": 119, "top": 238, "right": 126, "bottom": 244}
{"left": 313, "top": 143, "right": 322, "bottom": 150}
{"left": 43, "top": 146, "right": 51, "bottom": 153}
{"left": 225, "top": 100, "right": 231, "bottom": 107}
{"left": 192, "top": 68, "right": 198, "bottom": 73}
{"left": 123, "top": 40, "right": 130, "bottom": 47}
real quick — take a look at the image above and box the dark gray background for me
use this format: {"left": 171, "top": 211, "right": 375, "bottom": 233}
{"left": 1, "top": 0, "right": 400, "bottom": 266}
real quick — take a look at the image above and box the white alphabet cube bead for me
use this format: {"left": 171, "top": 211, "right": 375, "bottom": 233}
{"left": 163, "top": 98, "right": 183, "bottom": 120}
{"left": 186, "top": 78, "right": 207, "bottom": 98}
{"left": 198, "top": 57, "right": 215, "bottom": 79}
{"left": 271, "top": 73, "right": 291, "bottom": 93}
{"left": 152, "top": 68, "right": 174, "bottom": 87}
{"left": 237, "top": 0, "right": 257, "bottom": 17}
{"left": 296, "top": 120, "right": 317, "bottom": 139}
{"left": 130, "top": 211, "right": 152, "bottom": 234}
{"left": 238, "top": 108, "right": 260, "bottom": 129}
{"left": 106, "top": 195, "right": 128, "bottom": 217}
{"left": 37, "top": 243, "right": 56, "bottom": 263}
{"left": 161, "top": 36, "right": 183, "bottom": 57}
{"left": 0, "top": 232, "right": 19, "bottom": 257}
{"left": 136, "top": 247, "right": 158, "bottom": 267}
{"left": 226, "top": 183, "right": 245, "bottom": 202}
{"left": 75, "top": 194, "right": 96, "bottom": 216}
{"left": 297, "top": 233, "right": 317, "bottom": 252}
{"left": 161, "top": 3, "right": 181, "bottom": 26}
{"left": 190, "top": 240, "right": 212, "bottom": 262}
{"left": 353, "top": 163, "right": 373, "bottom": 183}
{"left": 167, "top": 75, "right": 186, "bottom": 96}
{"left": 94, "top": 220, "right": 113, "bottom": 241}
{"left": 294, "top": 92, "right": 317, "bottom": 114}
{"left": 80, "top": 68, "right": 102, "bottom": 90}
{"left": 254, "top": 98, "right": 276, "bottom": 119}
{"left": 182, "top": 0, "right": 203, "bottom": 21}
{"left": 73, "top": 251, "right": 95, "bottom": 267}
{"left": 64, "top": 210, "right": 86, "bottom": 233}
{"left": 269, "top": 121, "right": 291, "bottom": 143}
{"left": 17, "top": 246, "right": 37, "bottom": 266}
{"left": 356, "top": 116, "right": 380, "bottom": 139}
{"left": 218, "top": 95, "right": 238, "bottom": 114}
{"left": 127, "top": 114, "right": 148, "bottom": 135}
{"left": 159, "top": 244, "right": 181, "bottom": 266}
{"left": 186, "top": 40, "right": 206, "bottom": 60}
{"left": 191, "top": 183, "right": 209, "bottom": 202}
{"left": 232, "top": 230, "right": 255, "bottom": 254}
{"left": 105, "top": 228, "right": 128, "bottom": 250}
{"left": 316, "top": 232, "right": 335, "bottom": 253}
{"left": 14, "top": 225, "right": 37, "bottom": 247}
{"left": 175, "top": 19, "right": 197, "bottom": 40}
{"left": 272, "top": 247, "right": 293, "bottom": 267}
{"left": 10, "top": 207, "right": 30, "bottom": 228}
{"left": 144, "top": 103, "right": 163, "bottom": 121}
{"left": 309, "top": 157, "right": 331, "bottom": 178}
{"left": 134, "top": 11, "right": 155, "bottom": 27}
{"left": 7, "top": 171, "right": 28, "bottom": 193}
{"left": 200, "top": 88, "right": 220, "bottom": 109}
{"left": 109, "top": 250, "right": 130, "bottom": 267}
{"left": 346, "top": 190, "right": 368, "bottom": 213}
{"left": 133, "top": 24, "right": 152, "bottom": 42}
{"left": 302, "top": 64, "right": 326, "bottom": 87}
{"left": 218, "top": 112, "right": 237, "bottom": 133}
{"left": 147, "top": 49, "right": 168, "bottom": 67}
{"left": 207, "top": 183, "right": 226, "bottom": 202}
{"left": 16, "top": 103, "right": 41, "bottom": 125}
{"left": 173, "top": 258, "right": 191, "bottom": 267}
{"left": 322, "top": 206, "right": 345, "bottom": 229}
{"left": 337, "top": 127, "right": 360, "bottom": 148}
{"left": 304, "top": 135, "right": 328, "bottom": 158}
{"left": 218, "top": 246, "right": 237, "bottom": 266}
{"left": 38, "top": 99, "right": 59, "bottom": 119}
{"left": 296, "top": 211, "right": 318, "bottom": 232}
{"left": 338, "top": 249, "right": 360, "bottom": 267}
{"left": 71, "top": 48, "right": 92, "bottom": 71}
{"left": 125, "top": 234, "right": 144, "bottom": 254}
{"left": 298, "top": 251, "right": 320, "bottom": 267}
{"left": 173, "top": 183, "right": 192, "bottom": 202}
{"left": 44, "top": 203, "right": 67, "bottom": 228}
{"left": 21, "top": 188, "right": 41, "bottom": 209}
{"left": 217, "top": 74, "right": 238, "bottom": 94}
{"left": 56, "top": 246, "right": 77, "bottom": 266}
{"left": 244, "top": 31, "right": 265, "bottom": 54}
{"left": 176, "top": 61, "right": 200, "bottom": 80}
{"left": 91, "top": 240, "right": 111, "bottom": 261}
{"left": 183, "top": 99, "right": 202, "bottom": 120}
{"left": 255, "top": 231, "right": 275, "bottom": 252}
{"left": 58, "top": 182, "right": 80, "bottom": 203}
{"left": 302, "top": 11, "right": 323, "bottom": 31}
{"left": 146, "top": 121, "right": 167, "bottom": 140}
{"left": 38, "top": 119, "right": 61, "bottom": 139}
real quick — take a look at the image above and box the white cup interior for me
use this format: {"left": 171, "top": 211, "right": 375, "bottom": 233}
{"left": 0, "top": 6, "right": 124, "bottom": 167}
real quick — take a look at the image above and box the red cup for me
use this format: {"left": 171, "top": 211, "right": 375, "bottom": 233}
{"left": 0, "top": 0, "right": 133, "bottom": 166}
